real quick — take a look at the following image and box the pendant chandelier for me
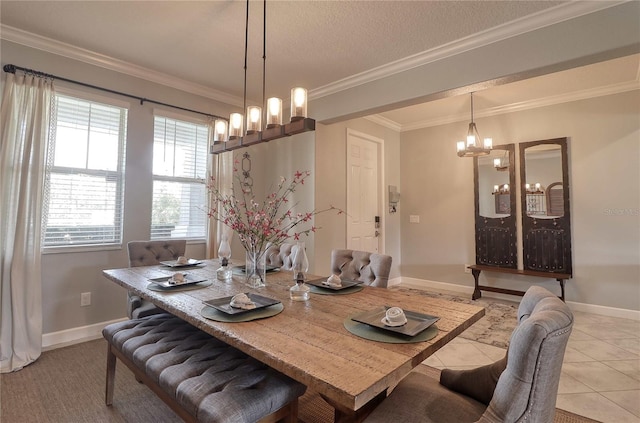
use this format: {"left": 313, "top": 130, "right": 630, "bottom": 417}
{"left": 211, "top": 0, "right": 315, "bottom": 154}
{"left": 456, "top": 92, "right": 492, "bottom": 157}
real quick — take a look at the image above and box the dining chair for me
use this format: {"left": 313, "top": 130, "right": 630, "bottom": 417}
{"left": 330, "top": 249, "right": 392, "bottom": 287}
{"left": 265, "top": 242, "right": 296, "bottom": 270}
{"left": 126, "top": 239, "right": 186, "bottom": 319}
{"left": 363, "top": 285, "right": 573, "bottom": 423}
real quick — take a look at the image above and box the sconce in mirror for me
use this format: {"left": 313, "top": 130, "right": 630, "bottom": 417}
{"left": 477, "top": 149, "right": 513, "bottom": 218}
{"left": 474, "top": 144, "right": 517, "bottom": 268}
{"left": 389, "top": 185, "right": 400, "bottom": 213}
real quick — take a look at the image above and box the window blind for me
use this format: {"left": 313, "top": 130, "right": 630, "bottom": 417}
{"left": 43, "top": 95, "right": 127, "bottom": 247}
{"left": 151, "top": 116, "right": 208, "bottom": 240}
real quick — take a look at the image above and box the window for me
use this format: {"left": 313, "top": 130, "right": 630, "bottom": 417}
{"left": 151, "top": 115, "right": 209, "bottom": 240}
{"left": 43, "top": 94, "right": 127, "bottom": 248}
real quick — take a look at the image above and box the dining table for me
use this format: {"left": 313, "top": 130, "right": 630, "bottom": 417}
{"left": 102, "top": 259, "right": 485, "bottom": 422}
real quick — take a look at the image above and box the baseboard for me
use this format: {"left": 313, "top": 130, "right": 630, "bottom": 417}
{"left": 397, "top": 277, "right": 640, "bottom": 321}
{"left": 42, "top": 317, "right": 128, "bottom": 351}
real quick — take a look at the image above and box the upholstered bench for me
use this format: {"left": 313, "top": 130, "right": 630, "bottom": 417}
{"left": 103, "top": 313, "right": 306, "bottom": 422}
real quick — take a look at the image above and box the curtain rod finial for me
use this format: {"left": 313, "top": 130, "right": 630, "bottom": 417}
{"left": 3, "top": 64, "right": 17, "bottom": 73}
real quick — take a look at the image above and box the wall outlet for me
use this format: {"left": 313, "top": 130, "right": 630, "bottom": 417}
{"left": 409, "top": 215, "right": 420, "bottom": 223}
{"left": 464, "top": 265, "right": 471, "bottom": 274}
{"left": 80, "top": 292, "right": 91, "bottom": 307}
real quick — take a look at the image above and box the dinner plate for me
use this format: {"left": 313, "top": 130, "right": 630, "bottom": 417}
{"left": 160, "top": 259, "right": 203, "bottom": 267}
{"left": 203, "top": 293, "right": 281, "bottom": 315}
{"left": 305, "top": 277, "right": 363, "bottom": 291}
{"left": 148, "top": 274, "right": 208, "bottom": 288}
{"left": 350, "top": 306, "right": 440, "bottom": 337}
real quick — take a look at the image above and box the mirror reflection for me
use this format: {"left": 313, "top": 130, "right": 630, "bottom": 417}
{"left": 523, "top": 145, "right": 563, "bottom": 218}
{"left": 478, "top": 149, "right": 511, "bottom": 218}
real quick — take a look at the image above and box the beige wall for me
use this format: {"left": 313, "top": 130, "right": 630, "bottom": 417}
{"left": 314, "top": 119, "right": 401, "bottom": 278}
{"left": 400, "top": 90, "right": 640, "bottom": 311}
{"left": 2, "top": 40, "right": 233, "bottom": 334}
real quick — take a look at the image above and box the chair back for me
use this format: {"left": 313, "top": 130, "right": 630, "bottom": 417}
{"left": 481, "top": 286, "right": 573, "bottom": 423}
{"left": 265, "top": 243, "right": 295, "bottom": 270}
{"left": 330, "top": 249, "right": 392, "bottom": 287}
{"left": 127, "top": 240, "right": 187, "bottom": 267}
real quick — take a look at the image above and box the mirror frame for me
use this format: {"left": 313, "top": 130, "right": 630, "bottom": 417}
{"left": 473, "top": 143, "right": 517, "bottom": 268}
{"left": 519, "top": 137, "right": 572, "bottom": 276}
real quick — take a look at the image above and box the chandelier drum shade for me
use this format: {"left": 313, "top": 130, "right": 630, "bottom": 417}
{"left": 211, "top": 0, "right": 315, "bottom": 154}
{"left": 456, "top": 92, "right": 493, "bottom": 158}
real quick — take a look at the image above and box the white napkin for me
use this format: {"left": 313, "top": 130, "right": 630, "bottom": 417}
{"left": 176, "top": 256, "right": 189, "bottom": 265}
{"left": 230, "top": 293, "right": 256, "bottom": 310}
{"left": 382, "top": 306, "right": 407, "bottom": 327}
{"left": 169, "top": 272, "right": 186, "bottom": 285}
{"left": 322, "top": 274, "right": 342, "bottom": 288}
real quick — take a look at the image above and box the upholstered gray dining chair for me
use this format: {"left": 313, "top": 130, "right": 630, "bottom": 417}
{"left": 265, "top": 242, "right": 296, "bottom": 270}
{"left": 330, "top": 249, "right": 392, "bottom": 288}
{"left": 364, "top": 285, "right": 573, "bottom": 423}
{"left": 126, "top": 239, "right": 186, "bottom": 319}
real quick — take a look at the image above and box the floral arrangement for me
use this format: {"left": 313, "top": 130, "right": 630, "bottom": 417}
{"left": 207, "top": 165, "right": 341, "bottom": 258}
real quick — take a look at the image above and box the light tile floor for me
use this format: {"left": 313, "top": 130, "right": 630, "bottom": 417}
{"left": 422, "top": 306, "right": 640, "bottom": 422}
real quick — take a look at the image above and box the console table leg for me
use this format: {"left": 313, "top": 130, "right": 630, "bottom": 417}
{"left": 557, "top": 279, "right": 566, "bottom": 302}
{"left": 472, "top": 269, "right": 482, "bottom": 300}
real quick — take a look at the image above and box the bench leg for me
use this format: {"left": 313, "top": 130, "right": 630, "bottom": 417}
{"left": 105, "top": 344, "right": 116, "bottom": 406}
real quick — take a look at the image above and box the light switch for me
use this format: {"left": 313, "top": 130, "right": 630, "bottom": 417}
{"left": 409, "top": 215, "right": 420, "bottom": 223}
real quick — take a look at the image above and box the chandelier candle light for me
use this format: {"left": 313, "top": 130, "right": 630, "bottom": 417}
{"left": 211, "top": 0, "right": 315, "bottom": 155}
{"left": 456, "top": 92, "right": 493, "bottom": 157}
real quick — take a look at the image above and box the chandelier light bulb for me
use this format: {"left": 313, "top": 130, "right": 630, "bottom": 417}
{"left": 484, "top": 138, "right": 493, "bottom": 149}
{"left": 246, "top": 106, "right": 262, "bottom": 134}
{"left": 213, "top": 119, "right": 228, "bottom": 143}
{"left": 229, "top": 113, "right": 244, "bottom": 139}
{"left": 291, "top": 87, "right": 308, "bottom": 120}
{"left": 266, "top": 97, "right": 283, "bottom": 128}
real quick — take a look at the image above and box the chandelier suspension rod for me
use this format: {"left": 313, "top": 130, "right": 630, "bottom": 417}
{"left": 262, "top": 0, "right": 267, "bottom": 119}
{"left": 242, "top": 0, "right": 250, "bottom": 129}
{"left": 470, "top": 92, "right": 475, "bottom": 123}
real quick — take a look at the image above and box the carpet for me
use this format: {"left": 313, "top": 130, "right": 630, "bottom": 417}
{"left": 391, "top": 287, "right": 518, "bottom": 349}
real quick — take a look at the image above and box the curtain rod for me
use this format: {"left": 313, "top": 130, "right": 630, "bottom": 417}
{"left": 3, "top": 64, "right": 227, "bottom": 121}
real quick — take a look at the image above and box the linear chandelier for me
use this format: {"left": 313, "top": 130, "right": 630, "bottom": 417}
{"left": 456, "top": 92, "right": 492, "bottom": 157}
{"left": 211, "top": 0, "right": 315, "bottom": 155}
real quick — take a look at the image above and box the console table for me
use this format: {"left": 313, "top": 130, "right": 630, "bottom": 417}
{"left": 468, "top": 264, "right": 571, "bottom": 302}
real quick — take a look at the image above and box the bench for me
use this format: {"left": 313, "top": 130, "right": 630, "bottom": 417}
{"left": 468, "top": 264, "right": 571, "bottom": 301}
{"left": 103, "top": 313, "right": 306, "bottom": 422}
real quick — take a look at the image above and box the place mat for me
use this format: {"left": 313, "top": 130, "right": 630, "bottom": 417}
{"left": 343, "top": 315, "right": 438, "bottom": 344}
{"left": 309, "top": 284, "right": 363, "bottom": 295}
{"left": 147, "top": 281, "right": 212, "bottom": 292}
{"left": 200, "top": 303, "right": 284, "bottom": 322}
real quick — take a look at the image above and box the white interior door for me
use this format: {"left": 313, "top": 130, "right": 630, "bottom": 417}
{"left": 346, "top": 130, "right": 381, "bottom": 253}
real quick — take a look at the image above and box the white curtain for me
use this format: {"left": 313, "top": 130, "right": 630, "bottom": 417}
{"left": 206, "top": 149, "right": 234, "bottom": 258}
{"left": 0, "top": 73, "right": 54, "bottom": 372}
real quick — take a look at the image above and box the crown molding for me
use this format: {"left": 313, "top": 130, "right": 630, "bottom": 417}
{"left": 309, "top": 1, "right": 627, "bottom": 100}
{"left": 1, "top": 25, "right": 244, "bottom": 108}
{"left": 391, "top": 80, "right": 640, "bottom": 132}
{"left": 363, "top": 114, "right": 402, "bottom": 132}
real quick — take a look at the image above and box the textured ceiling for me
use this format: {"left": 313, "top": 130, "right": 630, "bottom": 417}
{"left": 1, "top": 1, "right": 638, "bottom": 129}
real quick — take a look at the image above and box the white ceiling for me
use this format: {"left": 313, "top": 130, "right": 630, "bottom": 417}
{"left": 1, "top": 1, "right": 638, "bottom": 130}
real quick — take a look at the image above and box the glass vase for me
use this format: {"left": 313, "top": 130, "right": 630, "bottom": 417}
{"left": 245, "top": 249, "right": 267, "bottom": 288}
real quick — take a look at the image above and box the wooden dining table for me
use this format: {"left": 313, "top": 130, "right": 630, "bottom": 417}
{"left": 102, "top": 260, "right": 484, "bottom": 422}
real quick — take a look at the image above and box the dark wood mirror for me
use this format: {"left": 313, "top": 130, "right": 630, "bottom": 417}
{"left": 520, "top": 137, "right": 572, "bottom": 275}
{"left": 473, "top": 144, "right": 517, "bottom": 268}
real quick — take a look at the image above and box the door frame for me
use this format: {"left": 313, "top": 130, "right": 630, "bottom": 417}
{"left": 346, "top": 128, "right": 385, "bottom": 254}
